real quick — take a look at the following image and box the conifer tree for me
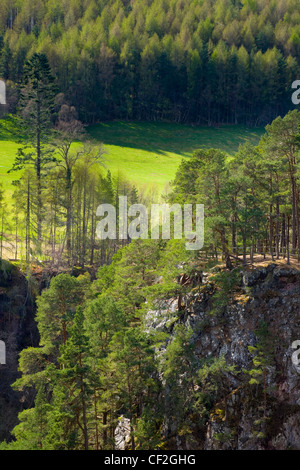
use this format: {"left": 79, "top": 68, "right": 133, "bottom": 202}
{"left": 9, "top": 53, "right": 57, "bottom": 249}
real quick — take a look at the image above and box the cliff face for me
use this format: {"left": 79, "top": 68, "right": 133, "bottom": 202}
{"left": 0, "top": 261, "right": 38, "bottom": 442}
{"left": 146, "top": 263, "right": 300, "bottom": 450}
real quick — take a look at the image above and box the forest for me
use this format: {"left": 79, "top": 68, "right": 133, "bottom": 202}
{"left": 1, "top": 0, "right": 300, "bottom": 453}
{"left": 0, "top": 0, "right": 300, "bottom": 125}
{"left": 0, "top": 53, "right": 300, "bottom": 447}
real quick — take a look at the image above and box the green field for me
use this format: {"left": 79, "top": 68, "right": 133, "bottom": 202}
{"left": 88, "top": 122, "right": 264, "bottom": 194}
{"left": 0, "top": 140, "right": 23, "bottom": 196}
{"left": 0, "top": 121, "right": 264, "bottom": 199}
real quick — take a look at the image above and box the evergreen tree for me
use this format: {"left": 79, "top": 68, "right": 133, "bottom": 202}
{"left": 9, "top": 53, "right": 57, "bottom": 249}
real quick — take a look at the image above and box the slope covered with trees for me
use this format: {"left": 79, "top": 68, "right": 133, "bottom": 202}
{"left": 0, "top": 0, "right": 299, "bottom": 125}
{"left": 2, "top": 237, "right": 300, "bottom": 450}
{"left": 2, "top": 0, "right": 300, "bottom": 452}
{"left": 169, "top": 109, "right": 300, "bottom": 267}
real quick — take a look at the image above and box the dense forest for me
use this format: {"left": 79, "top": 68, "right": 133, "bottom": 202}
{"left": 1, "top": 92, "right": 300, "bottom": 448}
{"left": 1, "top": 0, "right": 300, "bottom": 453}
{"left": 0, "top": 0, "right": 300, "bottom": 124}
{"left": 1, "top": 57, "right": 300, "bottom": 272}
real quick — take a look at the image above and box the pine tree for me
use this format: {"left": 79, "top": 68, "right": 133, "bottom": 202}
{"left": 58, "top": 307, "right": 91, "bottom": 450}
{"left": 9, "top": 53, "right": 57, "bottom": 249}
{"left": 35, "top": 273, "right": 90, "bottom": 354}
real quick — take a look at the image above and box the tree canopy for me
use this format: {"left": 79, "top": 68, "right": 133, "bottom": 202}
{"left": 0, "top": 0, "right": 299, "bottom": 124}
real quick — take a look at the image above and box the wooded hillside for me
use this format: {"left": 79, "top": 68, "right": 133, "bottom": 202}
{"left": 0, "top": 0, "right": 299, "bottom": 124}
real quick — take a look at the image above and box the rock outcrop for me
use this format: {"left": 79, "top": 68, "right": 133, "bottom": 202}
{"left": 115, "top": 416, "right": 131, "bottom": 450}
{"left": 0, "top": 261, "right": 38, "bottom": 442}
{"left": 146, "top": 263, "right": 300, "bottom": 450}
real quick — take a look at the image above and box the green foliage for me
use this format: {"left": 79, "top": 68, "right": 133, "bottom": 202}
{"left": 246, "top": 321, "right": 276, "bottom": 438}
{"left": 166, "top": 110, "right": 300, "bottom": 267}
{"left": 162, "top": 324, "right": 199, "bottom": 437}
{"left": 0, "top": 258, "right": 15, "bottom": 277}
{"left": 196, "top": 356, "right": 238, "bottom": 411}
{"left": 214, "top": 431, "right": 234, "bottom": 444}
{"left": 0, "top": 386, "right": 51, "bottom": 450}
{"left": 210, "top": 269, "right": 241, "bottom": 316}
{"left": 35, "top": 272, "right": 90, "bottom": 352}
{"left": 1, "top": 226, "right": 279, "bottom": 451}
{"left": 247, "top": 322, "right": 276, "bottom": 388}
{"left": 0, "top": 0, "right": 298, "bottom": 125}
{"left": 2, "top": 0, "right": 300, "bottom": 452}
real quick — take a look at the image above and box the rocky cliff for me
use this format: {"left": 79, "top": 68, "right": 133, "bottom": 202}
{"left": 0, "top": 261, "right": 38, "bottom": 442}
{"left": 145, "top": 262, "right": 300, "bottom": 450}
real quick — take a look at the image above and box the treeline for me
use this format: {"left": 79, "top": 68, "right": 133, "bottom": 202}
{"left": 0, "top": 0, "right": 300, "bottom": 124}
{"left": 3, "top": 149, "right": 146, "bottom": 267}
{"left": 169, "top": 109, "right": 300, "bottom": 267}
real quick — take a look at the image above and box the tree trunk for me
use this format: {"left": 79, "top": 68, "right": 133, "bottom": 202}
{"left": 66, "top": 167, "right": 72, "bottom": 264}
{"left": 286, "top": 206, "right": 290, "bottom": 265}
{"left": 276, "top": 196, "right": 280, "bottom": 259}
{"left": 79, "top": 354, "right": 89, "bottom": 451}
{"left": 269, "top": 207, "right": 274, "bottom": 260}
{"left": 242, "top": 232, "right": 247, "bottom": 265}
{"left": 36, "top": 86, "right": 42, "bottom": 246}
{"left": 219, "top": 228, "right": 233, "bottom": 269}
{"left": 103, "top": 411, "right": 108, "bottom": 449}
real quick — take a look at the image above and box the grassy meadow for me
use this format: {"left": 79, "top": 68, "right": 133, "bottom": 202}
{"left": 0, "top": 120, "right": 264, "bottom": 200}
{"left": 88, "top": 121, "right": 264, "bottom": 195}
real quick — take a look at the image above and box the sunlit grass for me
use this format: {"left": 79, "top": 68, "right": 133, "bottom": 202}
{"left": 0, "top": 120, "right": 264, "bottom": 200}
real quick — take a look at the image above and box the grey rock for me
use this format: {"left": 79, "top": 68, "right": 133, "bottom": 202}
{"left": 144, "top": 263, "right": 300, "bottom": 450}
{"left": 114, "top": 416, "right": 131, "bottom": 450}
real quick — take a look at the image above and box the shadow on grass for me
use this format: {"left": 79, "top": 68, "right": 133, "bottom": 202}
{"left": 87, "top": 120, "right": 265, "bottom": 157}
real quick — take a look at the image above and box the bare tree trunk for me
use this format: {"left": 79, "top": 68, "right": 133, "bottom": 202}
{"left": 286, "top": 205, "right": 290, "bottom": 265}
{"left": 276, "top": 196, "right": 280, "bottom": 259}
{"left": 269, "top": 208, "right": 274, "bottom": 260}
{"left": 26, "top": 179, "right": 31, "bottom": 266}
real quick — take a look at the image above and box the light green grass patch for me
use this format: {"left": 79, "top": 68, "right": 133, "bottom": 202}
{"left": 0, "top": 140, "right": 22, "bottom": 197}
{"left": 0, "top": 120, "right": 264, "bottom": 200}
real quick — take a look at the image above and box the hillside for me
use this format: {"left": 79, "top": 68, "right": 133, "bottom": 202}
{"left": 0, "top": 0, "right": 299, "bottom": 125}
{"left": 2, "top": 253, "right": 300, "bottom": 450}
{"left": 1, "top": 0, "right": 300, "bottom": 453}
